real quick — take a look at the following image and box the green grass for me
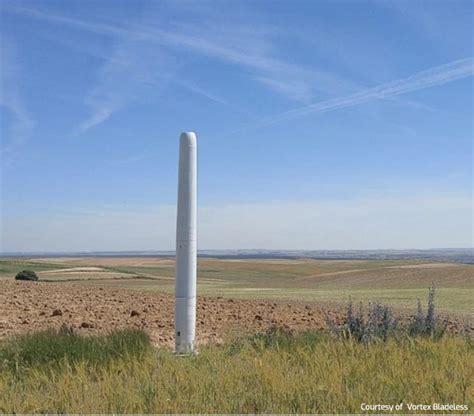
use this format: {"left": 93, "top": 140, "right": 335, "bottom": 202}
{"left": 0, "top": 328, "right": 472, "bottom": 413}
{"left": 0, "top": 328, "right": 150, "bottom": 371}
{"left": 196, "top": 286, "right": 473, "bottom": 313}
{"left": 0, "top": 259, "right": 65, "bottom": 277}
{"left": 100, "top": 282, "right": 471, "bottom": 313}
{"left": 50, "top": 275, "right": 473, "bottom": 314}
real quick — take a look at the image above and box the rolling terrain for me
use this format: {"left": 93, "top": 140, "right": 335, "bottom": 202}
{"left": 0, "top": 256, "right": 472, "bottom": 346}
{"left": 1, "top": 256, "right": 472, "bottom": 413}
{"left": 1, "top": 256, "right": 472, "bottom": 312}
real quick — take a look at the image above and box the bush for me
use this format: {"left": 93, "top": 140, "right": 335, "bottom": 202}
{"left": 327, "top": 284, "right": 445, "bottom": 343}
{"left": 326, "top": 298, "right": 398, "bottom": 344}
{"left": 0, "top": 327, "right": 151, "bottom": 371}
{"left": 408, "top": 284, "right": 446, "bottom": 338}
{"left": 15, "top": 270, "right": 38, "bottom": 281}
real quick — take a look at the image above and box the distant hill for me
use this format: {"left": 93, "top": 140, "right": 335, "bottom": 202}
{"left": 1, "top": 248, "right": 472, "bottom": 264}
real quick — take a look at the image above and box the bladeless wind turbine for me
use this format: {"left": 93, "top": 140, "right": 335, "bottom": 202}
{"left": 175, "top": 132, "right": 197, "bottom": 354}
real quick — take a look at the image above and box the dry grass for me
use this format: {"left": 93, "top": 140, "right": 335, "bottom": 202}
{"left": 0, "top": 329, "right": 472, "bottom": 414}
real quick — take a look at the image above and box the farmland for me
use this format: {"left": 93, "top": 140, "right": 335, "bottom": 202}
{"left": 0, "top": 256, "right": 472, "bottom": 345}
{"left": 1, "top": 256, "right": 472, "bottom": 312}
{"left": 0, "top": 256, "right": 472, "bottom": 413}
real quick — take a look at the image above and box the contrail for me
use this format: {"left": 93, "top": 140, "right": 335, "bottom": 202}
{"left": 251, "top": 57, "right": 474, "bottom": 128}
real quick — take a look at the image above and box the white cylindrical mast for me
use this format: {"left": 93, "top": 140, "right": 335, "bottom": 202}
{"left": 175, "top": 131, "right": 197, "bottom": 354}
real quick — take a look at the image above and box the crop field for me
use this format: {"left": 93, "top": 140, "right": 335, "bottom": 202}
{"left": 1, "top": 256, "right": 472, "bottom": 346}
{"left": 0, "top": 256, "right": 472, "bottom": 413}
{"left": 0, "top": 256, "right": 472, "bottom": 313}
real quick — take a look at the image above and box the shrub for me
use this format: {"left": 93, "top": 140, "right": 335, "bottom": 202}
{"left": 327, "top": 285, "right": 444, "bottom": 343}
{"left": 408, "top": 284, "right": 446, "bottom": 338}
{"left": 14, "top": 270, "right": 38, "bottom": 281}
{"left": 326, "top": 298, "right": 398, "bottom": 344}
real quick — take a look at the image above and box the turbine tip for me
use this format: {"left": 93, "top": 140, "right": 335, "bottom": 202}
{"left": 180, "top": 131, "right": 197, "bottom": 146}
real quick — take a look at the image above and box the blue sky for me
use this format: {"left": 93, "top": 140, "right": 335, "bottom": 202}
{"left": 1, "top": 0, "right": 472, "bottom": 252}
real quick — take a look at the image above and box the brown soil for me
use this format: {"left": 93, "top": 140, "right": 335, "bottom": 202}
{"left": 1, "top": 281, "right": 469, "bottom": 349}
{"left": 0, "top": 280, "right": 340, "bottom": 348}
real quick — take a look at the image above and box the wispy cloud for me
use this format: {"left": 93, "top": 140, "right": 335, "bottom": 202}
{"left": 374, "top": 0, "right": 474, "bottom": 72}
{"left": 151, "top": 24, "right": 355, "bottom": 101}
{"left": 244, "top": 57, "right": 474, "bottom": 129}
{"left": 71, "top": 30, "right": 177, "bottom": 136}
{"left": 254, "top": 76, "right": 314, "bottom": 103}
{"left": 174, "top": 80, "right": 229, "bottom": 106}
{"left": 0, "top": 39, "right": 35, "bottom": 163}
{"left": 7, "top": 5, "right": 468, "bottom": 138}
{"left": 5, "top": 5, "right": 125, "bottom": 37}
{"left": 172, "top": 79, "right": 254, "bottom": 117}
{"left": 3, "top": 6, "right": 142, "bottom": 136}
{"left": 5, "top": 4, "right": 354, "bottom": 136}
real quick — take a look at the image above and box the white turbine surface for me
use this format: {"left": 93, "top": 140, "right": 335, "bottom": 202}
{"left": 175, "top": 131, "right": 197, "bottom": 354}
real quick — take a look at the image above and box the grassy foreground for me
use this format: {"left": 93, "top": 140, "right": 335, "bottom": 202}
{"left": 0, "top": 329, "right": 472, "bottom": 413}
